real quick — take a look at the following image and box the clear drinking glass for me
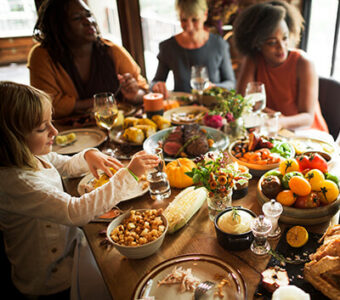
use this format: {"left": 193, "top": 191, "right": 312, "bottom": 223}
{"left": 146, "top": 148, "right": 171, "bottom": 200}
{"left": 190, "top": 65, "right": 209, "bottom": 105}
{"left": 245, "top": 82, "right": 266, "bottom": 113}
{"left": 262, "top": 199, "right": 283, "bottom": 238}
{"left": 263, "top": 112, "right": 282, "bottom": 137}
{"left": 93, "top": 92, "right": 118, "bottom": 156}
{"left": 250, "top": 215, "right": 272, "bottom": 255}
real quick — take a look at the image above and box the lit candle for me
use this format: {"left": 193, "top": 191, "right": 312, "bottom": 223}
{"left": 143, "top": 93, "right": 164, "bottom": 118}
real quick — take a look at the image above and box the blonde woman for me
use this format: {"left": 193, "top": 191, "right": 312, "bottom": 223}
{"left": 151, "top": 0, "right": 235, "bottom": 98}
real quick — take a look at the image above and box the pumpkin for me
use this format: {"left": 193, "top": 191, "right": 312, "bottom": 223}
{"left": 164, "top": 99, "right": 180, "bottom": 111}
{"left": 165, "top": 158, "right": 196, "bottom": 188}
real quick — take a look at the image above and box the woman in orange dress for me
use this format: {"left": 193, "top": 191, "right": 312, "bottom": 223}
{"left": 234, "top": 0, "right": 328, "bottom": 132}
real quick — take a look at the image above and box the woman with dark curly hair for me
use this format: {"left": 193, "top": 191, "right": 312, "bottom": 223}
{"left": 234, "top": 0, "right": 328, "bottom": 132}
{"left": 28, "top": 0, "right": 148, "bottom": 120}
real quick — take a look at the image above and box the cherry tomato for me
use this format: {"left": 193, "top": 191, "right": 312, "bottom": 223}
{"left": 305, "top": 169, "right": 325, "bottom": 191}
{"left": 296, "top": 155, "right": 310, "bottom": 172}
{"left": 318, "top": 180, "right": 339, "bottom": 204}
{"left": 279, "top": 158, "right": 300, "bottom": 175}
{"left": 308, "top": 153, "right": 328, "bottom": 173}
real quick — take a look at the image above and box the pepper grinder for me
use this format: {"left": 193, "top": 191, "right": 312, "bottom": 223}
{"left": 250, "top": 215, "right": 272, "bottom": 255}
{"left": 262, "top": 199, "right": 283, "bottom": 238}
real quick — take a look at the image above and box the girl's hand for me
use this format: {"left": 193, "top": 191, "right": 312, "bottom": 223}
{"left": 118, "top": 73, "right": 139, "bottom": 100}
{"left": 152, "top": 81, "right": 168, "bottom": 99}
{"left": 127, "top": 150, "right": 160, "bottom": 178}
{"left": 84, "top": 150, "right": 124, "bottom": 179}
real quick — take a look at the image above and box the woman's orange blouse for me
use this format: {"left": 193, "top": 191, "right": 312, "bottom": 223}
{"left": 256, "top": 49, "right": 328, "bottom": 132}
{"left": 28, "top": 39, "right": 148, "bottom": 119}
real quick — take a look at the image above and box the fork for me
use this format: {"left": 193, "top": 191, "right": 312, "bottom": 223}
{"left": 194, "top": 281, "right": 215, "bottom": 300}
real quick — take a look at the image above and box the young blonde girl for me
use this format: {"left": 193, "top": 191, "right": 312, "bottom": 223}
{"left": 0, "top": 81, "right": 159, "bottom": 299}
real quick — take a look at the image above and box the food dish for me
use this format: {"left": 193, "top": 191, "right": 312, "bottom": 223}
{"left": 52, "top": 128, "right": 106, "bottom": 154}
{"left": 132, "top": 254, "right": 246, "bottom": 299}
{"left": 168, "top": 91, "right": 194, "bottom": 104}
{"left": 228, "top": 139, "right": 295, "bottom": 177}
{"left": 143, "top": 126, "right": 229, "bottom": 161}
{"left": 288, "top": 137, "right": 337, "bottom": 156}
{"left": 118, "top": 102, "right": 137, "bottom": 116}
{"left": 257, "top": 171, "right": 340, "bottom": 225}
{"left": 77, "top": 172, "right": 149, "bottom": 198}
{"left": 111, "top": 130, "right": 143, "bottom": 146}
{"left": 163, "top": 105, "right": 208, "bottom": 125}
{"left": 106, "top": 209, "right": 168, "bottom": 259}
{"left": 214, "top": 207, "right": 257, "bottom": 251}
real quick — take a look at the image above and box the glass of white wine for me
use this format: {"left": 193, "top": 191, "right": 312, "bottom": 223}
{"left": 190, "top": 65, "right": 209, "bottom": 105}
{"left": 93, "top": 92, "right": 118, "bottom": 156}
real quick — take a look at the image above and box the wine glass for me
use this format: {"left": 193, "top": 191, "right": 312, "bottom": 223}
{"left": 244, "top": 82, "right": 266, "bottom": 134}
{"left": 93, "top": 92, "right": 118, "bottom": 156}
{"left": 190, "top": 65, "right": 209, "bottom": 105}
{"left": 245, "top": 82, "right": 266, "bottom": 113}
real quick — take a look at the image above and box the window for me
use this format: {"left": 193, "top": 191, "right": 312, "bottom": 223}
{"left": 139, "top": 0, "right": 181, "bottom": 86}
{"left": 306, "top": 0, "right": 340, "bottom": 80}
{"left": 0, "top": 0, "right": 36, "bottom": 38}
{"left": 87, "top": 0, "right": 122, "bottom": 46}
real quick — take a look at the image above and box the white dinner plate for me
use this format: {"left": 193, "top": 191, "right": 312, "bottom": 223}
{"left": 53, "top": 128, "right": 106, "bottom": 155}
{"left": 164, "top": 105, "right": 209, "bottom": 125}
{"left": 77, "top": 172, "right": 149, "bottom": 198}
{"left": 132, "top": 254, "right": 246, "bottom": 299}
{"left": 143, "top": 126, "right": 229, "bottom": 161}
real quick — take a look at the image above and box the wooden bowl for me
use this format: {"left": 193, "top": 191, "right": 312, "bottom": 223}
{"left": 228, "top": 140, "right": 295, "bottom": 178}
{"left": 257, "top": 171, "right": 340, "bottom": 225}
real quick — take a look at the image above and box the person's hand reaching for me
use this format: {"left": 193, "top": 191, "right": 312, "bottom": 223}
{"left": 152, "top": 81, "right": 168, "bottom": 99}
{"left": 84, "top": 150, "right": 124, "bottom": 179}
{"left": 127, "top": 150, "right": 160, "bottom": 178}
{"left": 118, "top": 73, "right": 139, "bottom": 101}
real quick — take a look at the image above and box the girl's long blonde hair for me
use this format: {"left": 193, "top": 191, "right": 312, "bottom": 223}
{"left": 0, "top": 81, "right": 52, "bottom": 170}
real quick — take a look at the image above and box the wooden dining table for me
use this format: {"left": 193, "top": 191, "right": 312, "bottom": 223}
{"left": 61, "top": 143, "right": 339, "bottom": 300}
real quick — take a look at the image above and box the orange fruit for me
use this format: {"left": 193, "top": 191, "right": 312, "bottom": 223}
{"left": 276, "top": 190, "right": 296, "bottom": 206}
{"left": 288, "top": 176, "right": 311, "bottom": 196}
{"left": 286, "top": 226, "right": 309, "bottom": 248}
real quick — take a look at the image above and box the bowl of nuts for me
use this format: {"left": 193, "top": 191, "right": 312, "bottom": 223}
{"left": 106, "top": 208, "right": 168, "bottom": 259}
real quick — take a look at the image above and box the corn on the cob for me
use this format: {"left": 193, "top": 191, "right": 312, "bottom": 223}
{"left": 164, "top": 186, "right": 207, "bottom": 233}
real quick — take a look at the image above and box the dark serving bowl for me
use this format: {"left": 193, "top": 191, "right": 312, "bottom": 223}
{"left": 214, "top": 207, "right": 257, "bottom": 251}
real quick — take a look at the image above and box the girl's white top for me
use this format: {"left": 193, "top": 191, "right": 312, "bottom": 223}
{"left": 0, "top": 150, "right": 139, "bottom": 295}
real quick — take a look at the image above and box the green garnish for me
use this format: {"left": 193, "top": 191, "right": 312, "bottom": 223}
{"left": 175, "top": 135, "right": 199, "bottom": 157}
{"left": 232, "top": 207, "right": 240, "bottom": 221}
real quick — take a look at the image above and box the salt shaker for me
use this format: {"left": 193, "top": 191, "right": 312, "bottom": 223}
{"left": 250, "top": 215, "right": 272, "bottom": 255}
{"left": 262, "top": 199, "right": 283, "bottom": 238}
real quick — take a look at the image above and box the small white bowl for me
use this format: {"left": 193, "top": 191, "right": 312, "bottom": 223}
{"left": 106, "top": 209, "right": 168, "bottom": 259}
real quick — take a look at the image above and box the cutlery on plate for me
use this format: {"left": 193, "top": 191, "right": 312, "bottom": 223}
{"left": 194, "top": 281, "right": 215, "bottom": 300}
